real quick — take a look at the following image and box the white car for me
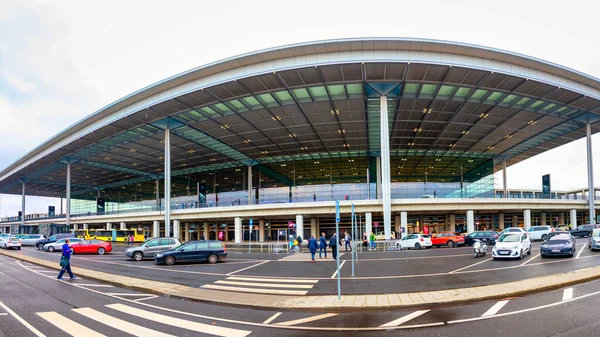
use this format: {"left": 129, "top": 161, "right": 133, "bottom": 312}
{"left": 44, "top": 238, "right": 83, "bottom": 252}
{"left": 0, "top": 236, "right": 22, "bottom": 250}
{"left": 21, "top": 234, "right": 46, "bottom": 246}
{"left": 396, "top": 234, "right": 432, "bottom": 250}
{"left": 528, "top": 226, "right": 554, "bottom": 241}
{"left": 492, "top": 233, "right": 531, "bottom": 259}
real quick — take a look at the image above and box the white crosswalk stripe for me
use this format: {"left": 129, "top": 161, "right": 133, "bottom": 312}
{"left": 379, "top": 310, "right": 430, "bottom": 327}
{"left": 202, "top": 276, "right": 318, "bottom": 295}
{"left": 73, "top": 307, "right": 177, "bottom": 337}
{"left": 37, "top": 312, "right": 107, "bottom": 337}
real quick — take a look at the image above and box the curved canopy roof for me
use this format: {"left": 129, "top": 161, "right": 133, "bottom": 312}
{"left": 1, "top": 37, "right": 600, "bottom": 200}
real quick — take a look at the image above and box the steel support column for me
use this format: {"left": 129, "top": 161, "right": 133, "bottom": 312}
{"left": 296, "top": 214, "right": 304, "bottom": 239}
{"left": 155, "top": 177, "right": 160, "bottom": 211}
{"left": 248, "top": 165, "right": 253, "bottom": 205}
{"left": 380, "top": 95, "right": 392, "bottom": 240}
{"left": 164, "top": 128, "right": 171, "bottom": 237}
{"left": 365, "top": 212, "right": 372, "bottom": 236}
{"left": 400, "top": 211, "right": 408, "bottom": 239}
{"left": 570, "top": 209, "right": 578, "bottom": 229}
{"left": 66, "top": 161, "right": 71, "bottom": 228}
{"left": 503, "top": 160, "right": 508, "bottom": 198}
{"left": 586, "top": 123, "right": 596, "bottom": 224}
{"left": 524, "top": 209, "right": 531, "bottom": 230}
{"left": 20, "top": 181, "right": 26, "bottom": 230}
{"left": 234, "top": 217, "right": 242, "bottom": 244}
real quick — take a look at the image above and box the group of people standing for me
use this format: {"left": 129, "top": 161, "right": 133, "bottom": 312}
{"left": 306, "top": 231, "right": 358, "bottom": 262}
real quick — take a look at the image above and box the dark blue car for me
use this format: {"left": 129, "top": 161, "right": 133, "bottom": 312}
{"left": 154, "top": 240, "right": 227, "bottom": 265}
{"left": 540, "top": 232, "right": 576, "bottom": 258}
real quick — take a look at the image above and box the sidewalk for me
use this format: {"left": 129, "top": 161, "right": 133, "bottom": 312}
{"left": 2, "top": 249, "right": 599, "bottom": 312}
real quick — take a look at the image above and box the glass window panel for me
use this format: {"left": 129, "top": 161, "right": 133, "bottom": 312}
{"left": 187, "top": 110, "right": 205, "bottom": 120}
{"left": 308, "top": 86, "right": 328, "bottom": 99}
{"left": 419, "top": 84, "right": 437, "bottom": 96}
{"left": 403, "top": 83, "right": 420, "bottom": 94}
{"left": 501, "top": 94, "right": 518, "bottom": 104}
{"left": 555, "top": 106, "right": 568, "bottom": 113}
{"left": 345, "top": 84, "right": 362, "bottom": 95}
{"left": 470, "top": 89, "right": 488, "bottom": 99}
{"left": 228, "top": 100, "right": 246, "bottom": 110}
{"left": 514, "top": 97, "right": 531, "bottom": 106}
{"left": 214, "top": 103, "right": 230, "bottom": 112}
{"left": 529, "top": 100, "right": 545, "bottom": 109}
{"left": 436, "top": 85, "right": 455, "bottom": 97}
{"left": 327, "top": 85, "right": 346, "bottom": 98}
{"left": 273, "top": 91, "right": 293, "bottom": 103}
{"left": 485, "top": 92, "right": 503, "bottom": 102}
{"left": 201, "top": 107, "right": 218, "bottom": 115}
{"left": 257, "top": 93, "right": 276, "bottom": 104}
{"left": 242, "top": 96, "right": 262, "bottom": 107}
{"left": 454, "top": 87, "right": 471, "bottom": 98}
{"left": 292, "top": 88, "right": 310, "bottom": 100}
{"left": 542, "top": 103, "right": 556, "bottom": 111}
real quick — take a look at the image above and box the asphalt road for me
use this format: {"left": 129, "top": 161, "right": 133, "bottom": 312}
{"left": 8, "top": 240, "right": 600, "bottom": 297}
{"left": 1, "top": 253, "right": 599, "bottom": 336}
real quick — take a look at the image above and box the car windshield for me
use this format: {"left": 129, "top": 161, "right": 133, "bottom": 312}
{"left": 547, "top": 234, "right": 570, "bottom": 244}
{"left": 592, "top": 230, "right": 600, "bottom": 238}
{"left": 498, "top": 234, "right": 520, "bottom": 242}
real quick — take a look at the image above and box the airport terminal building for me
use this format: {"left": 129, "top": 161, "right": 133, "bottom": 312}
{"left": 1, "top": 38, "right": 599, "bottom": 241}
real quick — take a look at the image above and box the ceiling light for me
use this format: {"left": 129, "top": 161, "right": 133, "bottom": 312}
{"left": 129, "top": 149, "right": 137, "bottom": 153}
{"left": 338, "top": 129, "right": 346, "bottom": 134}
{"left": 423, "top": 108, "right": 432, "bottom": 114}
{"left": 408, "top": 142, "right": 415, "bottom": 146}
{"left": 462, "top": 130, "right": 469, "bottom": 135}
{"left": 209, "top": 158, "right": 216, "bottom": 162}
{"left": 468, "top": 159, "right": 474, "bottom": 163}
{"left": 104, "top": 157, "right": 111, "bottom": 160}
{"left": 261, "top": 151, "right": 269, "bottom": 155}
{"left": 300, "top": 147, "right": 308, "bottom": 150}
{"left": 313, "top": 161, "right": 320, "bottom": 164}
{"left": 235, "top": 168, "right": 241, "bottom": 172}
{"left": 436, "top": 158, "right": 442, "bottom": 162}
{"left": 221, "top": 124, "right": 230, "bottom": 129}
{"left": 281, "top": 163, "right": 287, "bottom": 167}
{"left": 288, "top": 133, "right": 297, "bottom": 138}
{"left": 401, "top": 158, "right": 407, "bottom": 161}
{"left": 181, "top": 163, "right": 188, "bottom": 167}
{"left": 343, "top": 144, "right": 350, "bottom": 148}
{"left": 188, "top": 149, "right": 196, "bottom": 153}
{"left": 330, "top": 109, "right": 340, "bottom": 115}
{"left": 414, "top": 128, "right": 422, "bottom": 132}
{"left": 132, "top": 163, "right": 138, "bottom": 166}
{"left": 348, "top": 159, "right": 354, "bottom": 163}
{"left": 244, "top": 139, "right": 251, "bottom": 143}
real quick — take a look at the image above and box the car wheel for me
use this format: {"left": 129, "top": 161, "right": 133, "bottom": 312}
{"left": 133, "top": 251, "right": 143, "bottom": 261}
{"left": 493, "top": 257, "right": 498, "bottom": 260}
{"left": 414, "top": 243, "right": 421, "bottom": 250}
{"left": 541, "top": 254, "right": 546, "bottom": 258}
{"left": 37, "top": 243, "right": 43, "bottom": 250}
{"left": 48, "top": 246, "right": 55, "bottom": 252}
{"left": 541, "top": 234, "right": 548, "bottom": 241}
{"left": 97, "top": 247, "right": 106, "bottom": 255}
{"left": 527, "top": 248, "right": 531, "bottom": 255}
{"left": 208, "top": 254, "right": 218, "bottom": 264}
{"left": 17, "top": 247, "right": 21, "bottom": 250}
{"left": 447, "top": 241, "right": 454, "bottom": 248}
{"left": 165, "top": 256, "right": 176, "bottom": 265}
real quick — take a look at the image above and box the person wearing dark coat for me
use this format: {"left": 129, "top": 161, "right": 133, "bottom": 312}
{"left": 319, "top": 233, "right": 327, "bottom": 258}
{"left": 308, "top": 235, "right": 318, "bottom": 263}
{"left": 330, "top": 232, "right": 339, "bottom": 260}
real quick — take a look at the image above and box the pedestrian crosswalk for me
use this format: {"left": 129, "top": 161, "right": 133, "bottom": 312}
{"left": 202, "top": 276, "right": 319, "bottom": 295}
{"left": 21, "top": 303, "right": 253, "bottom": 337}
{"left": 279, "top": 252, "right": 345, "bottom": 261}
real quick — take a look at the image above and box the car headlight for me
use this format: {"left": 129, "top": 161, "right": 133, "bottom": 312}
{"left": 513, "top": 244, "right": 519, "bottom": 249}
{"left": 125, "top": 248, "right": 132, "bottom": 252}
{"left": 155, "top": 253, "right": 163, "bottom": 258}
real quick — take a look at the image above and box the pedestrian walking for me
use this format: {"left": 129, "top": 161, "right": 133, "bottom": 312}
{"left": 319, "top": 232, "right": 327, "bottom": 258}
{"left": 344, "top": 231, "right": 351, "bottom": 252}
{"left": 308, "top": 235, "right": 318, "bottom": 263}
{"left": 129, "top": 234, "right": 135, "bottom": 246}
{"left": 296, "top": 235, "right": 303, "bottom": 252}
{"left": 362, "top": 232, "right": 368, "bottom": 249}
{"left": 330, "top": 232, "right": 338, "bottom": 259}
{"left": 313, "top": 194, "right": 316, "bottom": 202}
{"left": 57, "top": 239, "right": 75, "bottom": 280}
{"left": 369, "top": 231, "right": 376, "bottom": 250}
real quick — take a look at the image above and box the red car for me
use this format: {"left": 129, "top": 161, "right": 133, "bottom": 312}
{"left": 431, "top": 232, "right": 465, "bottom": 248}
{"left": 69, "top": 239, "right": 112, "bottom": 255}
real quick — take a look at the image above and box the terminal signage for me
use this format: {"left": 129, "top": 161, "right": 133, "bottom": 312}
{"left": 288, "top": 221, "right": 295, "bottom": 228}
{"left": 48, "top": 206, "right": 55, "bottom": 217}
{"left": 374, "top": 222, "right": 379, "bottom": 227}
{"left": 542, "top": 174, "right": 551, "bottom": 194}
{"left": 97, "top": 197, "right": 105, "bottom": 213}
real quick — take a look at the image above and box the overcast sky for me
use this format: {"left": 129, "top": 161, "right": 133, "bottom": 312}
{"left": 1, "top": 0, "right": 599, "bottom": 217}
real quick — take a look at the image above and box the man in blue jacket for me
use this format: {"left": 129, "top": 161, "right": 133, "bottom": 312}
{"left": 57, "top": 239, "right": 76, "bottom": 280}
{"left": 330, "top": 232, "right": 338, "bottom": 260}
{"left": 319, "top": 232, "right": 327, "bottom": 259}
{"left": 308, "top": 235, "right": 318, "bottom": 263}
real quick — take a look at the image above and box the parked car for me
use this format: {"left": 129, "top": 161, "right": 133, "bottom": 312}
{"left": 464, "top": 231, "right": 499, "bottom": 246}
{"left": 395, "top": 234, "right": 432, "bottom": 250}
{"left": 21, "top": 234, "right": 46, "bottom": 246}
{"left": 70, "top": 240, "right": 112, "bottom": 255}
{"left": 500, "top": 227, "right": 528, "bottom": 235}
{"left": 569, "top": 224, "right": 598, "bottom": 238}
{"left": 431, "top": 232, "right": 465, "bottom": 248}
{"left": 0, "top": 236, "right": 22, "bottom": 250}
{"left": 44, "top": 238, "right": 83, "bottom": 252}
{"left": 589, "top": 229, "right": 600, "bottom": 251}
{"left": 155, "top": 240, "right": 227, "bottom": 265}
{"left": 125, "top": 237, "right": 182, "bottom": 261}
{"left": 528, "top": 226, "right": 554, "bottom": 241}
{"left": 541, "top": 232, "right": 576, "bottom": 258}
{"left": 375, "top": 231, "right": 396, "bottom": 240}
{"left": 36, "top": 233, "right": 75, "bottom": 250}
{"left": 492, "top": 233, "right": 531, "bottom": 259}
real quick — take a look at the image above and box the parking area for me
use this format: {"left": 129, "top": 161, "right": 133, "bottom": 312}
{"left": 10, "top": 239, "right": 600, "bottom": 296}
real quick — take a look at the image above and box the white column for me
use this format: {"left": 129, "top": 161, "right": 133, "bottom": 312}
{"left": 394, "top": 214, "right": 400, "bottom": 235}
{"left": 296, "top": 215, "right": 304, "bottom": 239}
{"left": 524, "top": 209, "right": 531, "bottom": 230}
{"left": 503, "top": 159, "right": 508, "bottom": 198}
{"left": 541, "top": 212, "right": 546, "bottom": 226}
{"left": 173, "top": 220, "right": 180, "bottom": 240}
{"left": 152, "top": 220, "right": 160, "bottom": 238}
{"left": 376, "top": 157, "right": 382, "bottom": 199}
{"left": 83, "top": 224, "right": 88, "bottom": 230}
{"left": 21, "top": 181, "right": 26, "bottom": 230}
{"left": 120, "top": 222, "right": 126, "bottom": 230}
{"left": 498, "top": 213, "right": 505, "bottom": 230}
{"left": 449, "top": 214, "right": 456, "bottom": 232}
{"left": 73, "top": 224, "right": 79, "bottom": 230}
{"left": 248, "top": 165, "right": 253, "bottom": 205}
{"left": 310, "top": 218, "right": 316, "bottom": 238}
{"left": 570, "top": 209, "right": 578, "bottom": 229}
{"left": 380, "top": 95, "right": 392, "bottom": 240}
{"left": 466, "top": 210, "right": 474, "bottom": 233}
{"left": 559, "top": 212, "right": 565, "bottom": 226}
{"left": 106, "top": 223, "right": 112, "bottom": 230}
{"left": 184, "top": 223, "right": 190, "bottom": 242}
{"left": 365, "top": 212, "right": 373, "bottom": 236}
{"left": 164, "top": 127, "right": 171, "bottom": 237}
{"left": 586, "top": 123, "right": 596, "bottom": 224}
{"left": 234, "top": 217, "right": 242, "bottom": 243}
{"left": 66, "top": 161, "right": 71, "bottom": 227}
{"left": 400, "top": 211, "right": 408, "bottom": 238}
{"left": 259, "top": 220, "right": 265, "bottom": 242}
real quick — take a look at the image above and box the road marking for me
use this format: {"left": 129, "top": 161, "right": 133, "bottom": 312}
{"left": 481, "top": 300, "right": 509, "bottom": 317}
{"left": 105, "top": 293, "right": 152, "bottom": 297}
{"left": 107, "top": 303, "right": 251, "bottom": 337}
{"left": 577, "top": 244, "right": 586, "bottom": 258}
{"left": 202, "top": 284, "right": 308, "bottom": 295}
{"left": 276, "top": 313, "right": 338, "bottom": 326}
{"left": 227, "top": 276, "right": 318, "bottom": 283}
{"left": 133, "top": 296, "right": 159, "bottom": 302}
{"left": 37, "top": 311, "right": 106, "bottom": 337}
{"left": 379, "top": 310, "right": 430, "bottom": 327}
{"left": 0, "top": 313, "right": 7, "bottom": 316}
{"left": 448, "top": 258, "right": 492, "bottom": 273}
{"left": 562, "top": 287, "right": 573, "bottom": 301}
{"left": 73, "top": 307, "right": 176, "bottom": 337}
{"left": 76, "top": 284, "right": 113, "bottom": 287}
{"left": 215, "top": 280, "right": 314, "bottom": 289}
{"left": 263, "top": 312, "right": 282, "bottom": 324}
{"left": 330, "top": 260, "right": 346, "bottom": 279}
{"left": 0, "top": 300, "right": 46, "bottom": 337}
{"left": 36, "top": 270, "right": 58, "bottom": 273}
{"left": 226, "top": 260, "right": 269, "bottom": 275}
{"left": 520, "top": 253, "right": 540, "bottom": 266}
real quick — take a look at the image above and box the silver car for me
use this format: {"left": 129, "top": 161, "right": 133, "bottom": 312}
{"left": 44, "top": 238, "right": 83, "bottom": 252}
{"left": 21, "top": 234, "right": 46, "bottom": 246}
{"left": 125, "top": 237, "right": 182, "bottom": 261}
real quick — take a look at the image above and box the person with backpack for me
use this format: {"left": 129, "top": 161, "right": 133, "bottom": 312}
{"left": 344, "top": 231, "right": 351, "bottom": 252}
{"left": 319, "top": 232, "right": 327, "bottom": 258}
{"left": 369, "top": 231, "right": 377, "bottom": 251}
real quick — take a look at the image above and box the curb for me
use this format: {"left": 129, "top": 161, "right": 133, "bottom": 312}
{"left": 2, "top": 249, "right": 599, "bottom": 312}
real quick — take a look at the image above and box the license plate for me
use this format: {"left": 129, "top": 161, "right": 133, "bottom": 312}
{"left": 499, "top": 251, "right": 509, "bottom": 255}
{"left": 552, "top": 250, "right": 560, "bottom": 252}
